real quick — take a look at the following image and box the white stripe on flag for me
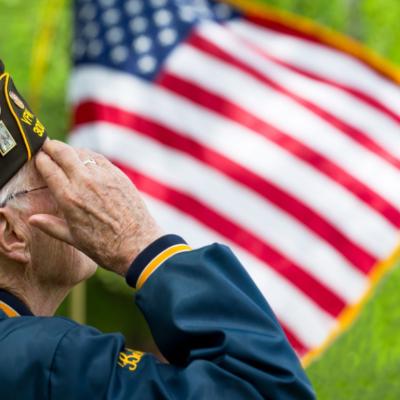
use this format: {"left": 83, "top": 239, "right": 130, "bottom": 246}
{"left": 197, "top": 22, "right": 400, "bottom": 159}
{"left": 69, "top": 67, "right": 398, "bottom": 258}
{"left": 228, "top": 20, "right": 400, "bottom": 117}
{"left": 166, "top": 44, "right": 400, "bottom": 209}
{"left": 70, "top": 123, "right": 368, "bottom": 303}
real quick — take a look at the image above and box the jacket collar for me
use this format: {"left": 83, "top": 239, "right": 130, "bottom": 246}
{"left": 0, "top": 289, "right": 33, "bottom": 317}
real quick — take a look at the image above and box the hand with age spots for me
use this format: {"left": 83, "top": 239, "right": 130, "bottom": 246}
{"left": 29, "top": 140, "right": 163, "bottom": 276}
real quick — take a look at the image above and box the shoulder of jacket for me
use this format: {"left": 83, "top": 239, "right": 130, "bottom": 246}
{"left": 0, "top": 315, "right": 83, "bottom": 345}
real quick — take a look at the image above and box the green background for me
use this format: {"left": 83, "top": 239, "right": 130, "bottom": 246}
{"left": 2, "top": 0, "right": 400, "bottom": 398}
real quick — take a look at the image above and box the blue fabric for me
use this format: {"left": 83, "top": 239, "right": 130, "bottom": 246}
{"left": 0, "top": 243, "right": 315, "bottom": 399}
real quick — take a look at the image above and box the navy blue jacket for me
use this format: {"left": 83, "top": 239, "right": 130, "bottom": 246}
{"left": 0, "top": 235, "right": 315, "bottom": 399}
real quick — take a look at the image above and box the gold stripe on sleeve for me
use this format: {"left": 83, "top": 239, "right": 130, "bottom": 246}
{"left": 0, "top": 301, "right": 20, "bottom": 318}
{"left": 136, "top": 244, "right": 192, "bottom": 289}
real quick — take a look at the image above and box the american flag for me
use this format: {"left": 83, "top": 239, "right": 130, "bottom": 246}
{"left": 69, "top": 0, "right": 400, "bottom": 362}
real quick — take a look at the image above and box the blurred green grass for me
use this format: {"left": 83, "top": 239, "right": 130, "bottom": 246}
{"left": 2, "top": 0, "right": 400, "bottom": 398}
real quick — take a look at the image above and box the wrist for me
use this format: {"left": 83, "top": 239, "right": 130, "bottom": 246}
{"left": 116, "top": 225, "right": 164, "bottom": 277}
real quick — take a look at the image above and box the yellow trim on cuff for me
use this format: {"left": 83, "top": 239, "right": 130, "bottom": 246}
{"left": 0, "top": 301, "right": 20, "bottom": 318}
{"left": 3, "top": 73, "right": 32, "bottom": 160}
{"left": 136, "top": 244, "right": 192, "bottom": 289}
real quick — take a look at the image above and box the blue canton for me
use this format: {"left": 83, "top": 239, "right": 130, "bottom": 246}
{"left": 73, "top": 0, "right": 241, "bottom": 81}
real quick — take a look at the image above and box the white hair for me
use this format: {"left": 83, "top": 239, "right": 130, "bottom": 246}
{"left": 0, "top": 162, "right": 36, "bottom": 209}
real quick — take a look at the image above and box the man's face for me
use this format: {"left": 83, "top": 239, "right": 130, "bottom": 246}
{"left": 12, "top": 167, "right": 97, "bottom": 288}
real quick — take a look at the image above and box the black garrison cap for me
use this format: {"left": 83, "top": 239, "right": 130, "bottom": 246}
{"left": 0, "top": 60, "right": 47, "bottom": 189}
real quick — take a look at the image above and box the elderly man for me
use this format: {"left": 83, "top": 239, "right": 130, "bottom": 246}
{"left": 0, "top": 63, "right": 315, "bottom": 399}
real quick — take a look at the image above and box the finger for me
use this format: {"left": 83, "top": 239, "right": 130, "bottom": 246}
{"left": 29, "top": 214, "right": 75, "bottom": 245}
{"left": 42, "top": 140, "right": 83, "bottom": 179}
{"left": 35, "top": 152, "right": 70, "bottom": 200}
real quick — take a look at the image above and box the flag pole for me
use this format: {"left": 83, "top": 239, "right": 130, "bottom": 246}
{"left": 29, "top": 0, "right": 67, "bottom": 110}
{"left": 346, "top": 0, "right": 363, "bottom": 39}
{"left": 69, "top": 281, "right": 87, "bottom": 324}
{"left": 29, "top": 0, "right": 87, "bottom": 324}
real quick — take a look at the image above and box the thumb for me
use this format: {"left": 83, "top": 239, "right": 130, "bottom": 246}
{"left": 29, "top": 214, "right": 74, "bottom": 245}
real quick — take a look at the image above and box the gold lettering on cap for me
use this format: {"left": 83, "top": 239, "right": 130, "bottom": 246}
{"left": 33, "top": 119, "right": 45, "bottom": 137}
{"left": 21, "top": 110, "right": 34, "bottom": 126}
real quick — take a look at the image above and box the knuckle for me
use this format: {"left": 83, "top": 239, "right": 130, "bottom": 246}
{"left": 84, "top": 179, "right": 96, "bottom": 191}
{"left": 70, "top": 193, "right": 82, "bottom": 207}
{"left": 63, "top": 190, "right": 77, "bottom": 204}
{"left": 96, "top": 153, "right": 107, "bottom": 162}
{"left": 41, "top": 171, "right": 56, "bottom": 181}
{"left": 63, "top": 192, "right": 73, "bottom": 204}
{"left": 54, "top": 146, "right": 69, "bottom": 159}
{"left": 81, "top": 170, "right": 93, "bottom": 183}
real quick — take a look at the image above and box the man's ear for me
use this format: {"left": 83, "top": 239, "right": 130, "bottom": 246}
{"left": 0, "top": 208, "right": 30, "bottom": 264}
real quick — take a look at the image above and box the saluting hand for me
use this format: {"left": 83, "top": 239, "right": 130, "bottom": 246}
{"left": 29, "top": 140, "right": 163, "bottom": 276}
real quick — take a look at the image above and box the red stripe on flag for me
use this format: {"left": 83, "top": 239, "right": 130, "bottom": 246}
{"left": 228, "top": 26, "right": 400, "bottom": 126}
{"left": 189, "top": 33, "right": 400, "bottom": 172}
{"left": 113, "top": 160, "right": 345, "bottom": 316}
{"left": 74, "top": 101, "right": 377, "bottom": 273}
{"left": 157, "top": 72, "right": 400, "bottom": 229}
{"left": 244, "top": 16, "right": 400, "bottom": 91}
{"left": 246, "top": 15, "right": 333, "bottom": 47}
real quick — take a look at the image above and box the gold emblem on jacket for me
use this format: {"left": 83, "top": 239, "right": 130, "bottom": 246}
{"left": 118, "top": 348, "right": 144, "bottom": 372}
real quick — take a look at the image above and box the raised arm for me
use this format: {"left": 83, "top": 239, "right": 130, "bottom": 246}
{"left": 29, "top": 140, "right": 315, "bottom": 399}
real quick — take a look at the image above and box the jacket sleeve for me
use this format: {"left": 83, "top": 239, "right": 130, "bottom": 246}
{"left": 49, "top": 235, "right": 315, "bottom": 400}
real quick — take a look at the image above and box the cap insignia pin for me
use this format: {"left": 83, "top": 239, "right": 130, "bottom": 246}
{"left": 9, "top": 91, "right": 25, "bottom": 110}
{"left": 0, "top": 120, "right": 17, "bottom": 156}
